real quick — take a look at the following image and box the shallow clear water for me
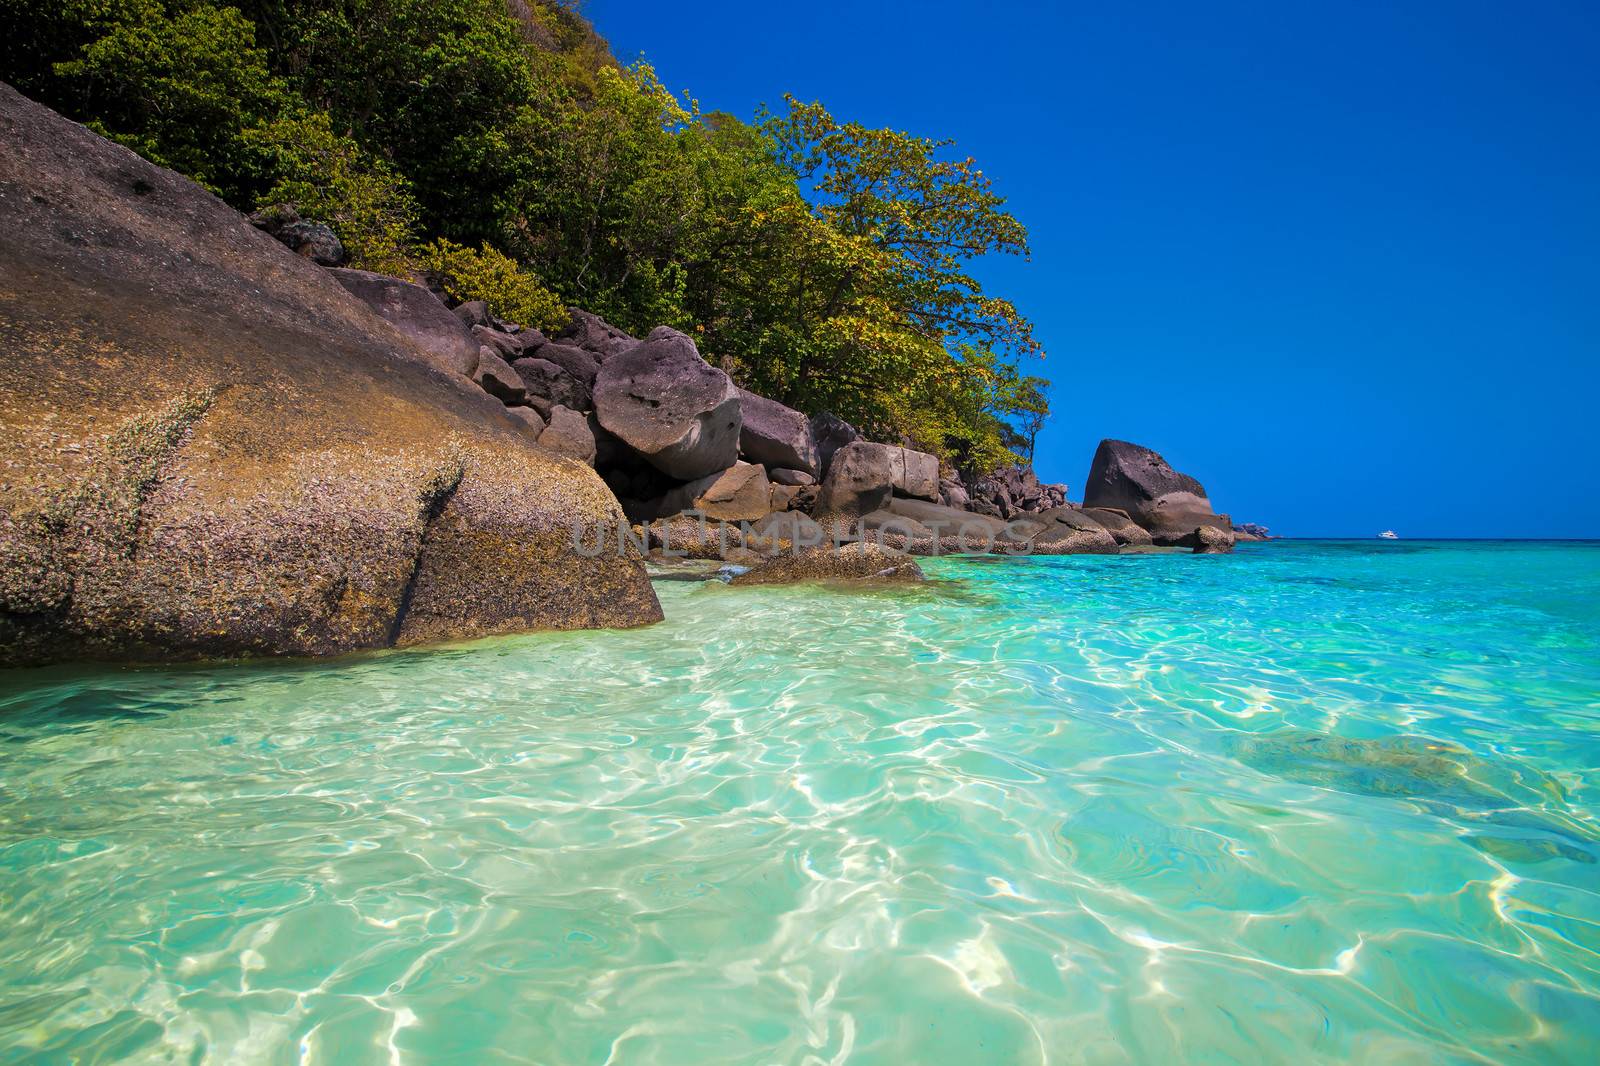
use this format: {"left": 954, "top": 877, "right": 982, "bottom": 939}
{"left": 2, "top": 541, "right": 1599, "bottom": 1064}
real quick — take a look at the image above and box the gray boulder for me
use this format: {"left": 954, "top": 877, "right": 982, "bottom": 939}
{"left": 249, "top": 204, "right": 347, "bottom": 267}
{"left": 887, "top": 446, "right": 939, "bottom": 501}
{"left": 538, "top": 405, "right": 597, "bottom": 466}
{"left": 471, "top": 324, "right": 522, "bottom": 361}
{"left": 505, "top": 406, "right": 546, "bottom": 438}
{"left": 329, "top": 267, "right": 480, "bottom": 377}
{"left": 511, "top": 356, "right": 590, "bottom": 417}
{"left": 731, "top": 543, "right": 924, "bottom": 586}
{"left": 1083, "top": 439, "right": 1231, "bottom": 544}
{"left": 558, "top": 309, "right": 640, "bottom": 360}
{"left": 815, "top": 441, "right": 893, "bottom": 516}
{"left": 1176, "top": 524, "right": 1236, "bottom": 553}
{"left": 751, "top": 511, "right": 825, "bottom": 544}
{"left": 810, "top": 412, "right": 860, "bottom": 475}
{"left": 593, "top": 328, "right": 741, "bottom": 480}
{"left": 1022, "top": 507, "right": 1119, "bottom": 555}
{"left": 453, "top": 300, "right": 492, "bottom": 329}
{"left": 737, "top": 389, "right": 819, "bottom": 475}
{"left": 769, "top": 467, "right": 816, "bottom": 487}
{"left": 472, "top": 347, "right": 526, "bottom": 404}
{"left": 536, "top": 342, "right": 600, "bottom": 388}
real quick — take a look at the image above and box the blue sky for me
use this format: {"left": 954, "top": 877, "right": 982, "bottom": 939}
{"left": 586, "top": 0, "right": 1598, "bottom": 537}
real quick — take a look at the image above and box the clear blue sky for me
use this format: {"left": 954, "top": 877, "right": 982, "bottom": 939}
{"left": 586, "top": 0, "right": 1598, "bottom": 537}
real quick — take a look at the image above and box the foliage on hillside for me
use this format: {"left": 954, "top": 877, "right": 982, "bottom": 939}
{"left": 0, "top": 0, "right": 1050, "bottom": 470}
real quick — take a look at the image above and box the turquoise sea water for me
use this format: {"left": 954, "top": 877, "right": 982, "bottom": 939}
{"left": 2, "top": 540, "right": 1598, "bottom": 1064}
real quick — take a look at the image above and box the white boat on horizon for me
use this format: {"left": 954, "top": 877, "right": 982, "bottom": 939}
{"left": 1378, "top": 530, "right": 1399, "bottom": 540}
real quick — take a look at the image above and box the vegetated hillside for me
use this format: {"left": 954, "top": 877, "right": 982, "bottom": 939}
{"left": 0, "top": 0, "right": 1049, "bottom": 472}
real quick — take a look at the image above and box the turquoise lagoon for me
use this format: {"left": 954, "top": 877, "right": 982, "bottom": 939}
{"left": 1, "top": 540, "right": 1598, "bottom": 1063}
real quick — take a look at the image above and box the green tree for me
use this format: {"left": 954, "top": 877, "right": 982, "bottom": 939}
{"left": 48, "top": 0, "right": 295, "bottom": 204}
{"left": 244, "top": 109, "right": 418, "bottom": 273}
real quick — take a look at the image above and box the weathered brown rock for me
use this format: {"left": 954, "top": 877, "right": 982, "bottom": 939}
{"left": 537, "top": 406, "right": 598, "bottom": 466}
{"left": 593, "top": 328, "right": 741, "bottom": 479}
{"left": 731, "top": 543, "right": 925, "bottom": 586}
{"left": 471, "top": 323, "right": 522, "bottom": 361}
{"left": 0, "top": 84, "right": 660, "bottom": 666}
{"left": 452, "top": 299, "right": 492, "bottom": 329}
{"left": 328, "top": 268, "right": 480, "bottom": 378}
{"left": 656, "top": 461, "right": 771, "bottom": 522}
{"left": 769, "top": 483, "right": 802, "bottom": 512}
{"left": 1176, "top": 524, "right": 1236, "bottom": 553}
{"left": 472, "top": 346, "right": 526, "bottom": 403}
{"left": 768, "top": 468, "right": 816, "bottom": 487}
{"left": 1080, "top": 506, "right": 1155, "bottom": 547}
{"left": 506, "top": 406, "right": 546, "bottom": 438}
{"left": 1022, "top": 507, "right": 1120, "bottom": 555}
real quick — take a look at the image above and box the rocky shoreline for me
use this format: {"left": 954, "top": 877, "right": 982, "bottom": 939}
{"left": 0, "top": 84, "right": 1261, "bottom": 668}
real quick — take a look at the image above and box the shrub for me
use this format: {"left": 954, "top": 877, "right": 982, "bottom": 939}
{"left": 418, "top": 238, "right": 567, "bottom": 331}
{"left": 245, "top": 111, "right": 418, "bottom": 275}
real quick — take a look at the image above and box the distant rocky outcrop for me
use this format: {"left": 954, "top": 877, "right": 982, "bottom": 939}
{"left": 0, "top": 83, "right": 660, "bottom": 667}
{"left": 1233, "top": 521, "right": 1271, "bottom": 542}
{"left": 1082, "top": 439, "right": 1235, "bottom": 550}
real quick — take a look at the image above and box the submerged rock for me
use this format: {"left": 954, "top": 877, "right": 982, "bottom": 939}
{"left": 730, "top": 543, "right": 925, "bottom": 586}
{"left": 0, "top": 84, "right": 660, "bottom": 666}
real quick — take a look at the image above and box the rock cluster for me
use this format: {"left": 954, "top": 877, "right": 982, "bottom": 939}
{"left": 0, "top": 83, "right": 660, "bottom": 668}
{"left": 1082, "top": 439, "right": 1236, "bottom": 550}
{"left": 0, "top": 87, "right": 1257, "bottom": 667}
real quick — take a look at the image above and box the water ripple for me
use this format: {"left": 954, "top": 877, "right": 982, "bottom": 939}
{"left": 1, "top": 540, "right": 1598, "bottom": 1062}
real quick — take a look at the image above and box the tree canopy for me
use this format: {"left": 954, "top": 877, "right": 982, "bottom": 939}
{"left": 0, "top": 0, "right": 1052, "bottom": 472}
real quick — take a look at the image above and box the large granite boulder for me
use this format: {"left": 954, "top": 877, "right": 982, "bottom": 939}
{"left": 1081, "top": 506, "right": 1154, "bottom": 547}
{"left": 655, "top": 461, "right": 771, "bottom": 522}
{"left": 810, "top": 412, "right": 860, "bottom": 475}
{"left": 1016, "top": 507, "right": 1119, "bottom": 555}
{"left": 885, "top": 498, "right": 1009, "bottom": 541}
{"left": 0, "top": 84, "right": 660, "bottom": 666}
{"left": 328, "top": 268, "right": 480, "bottom": 378}
{"left": 737, "top": 389, "right": 819, "bottom": 475}
{"left": 814, "top": 441, "right": 893, "bottom": 516}
{"left": 593, "top": 328, "right": 741, "bottom": 480}
{"left": 1082, "top": 439, "right": 1232, "bottom": 545}
{"left": 731, "top": 543, "right": 924, "bottom": 586}
{"left": 751, "top": 510, "right": 825, "bottom": 545}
